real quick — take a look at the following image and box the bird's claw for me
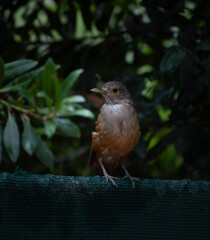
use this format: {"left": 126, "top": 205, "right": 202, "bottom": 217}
{"left": 104, "top": 175, "right": 119, "bottom": 188}
{"left": 123, "top": 174, "right": 139, "bottom": 188}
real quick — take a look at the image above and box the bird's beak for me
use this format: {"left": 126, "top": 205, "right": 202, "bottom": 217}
{"left": 90, "top": 88, "right": 106, "bottom": 95}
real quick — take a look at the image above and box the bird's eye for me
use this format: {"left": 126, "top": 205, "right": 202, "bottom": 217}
{"left": 111, "top": 87, "right": 119, "bottom": 94}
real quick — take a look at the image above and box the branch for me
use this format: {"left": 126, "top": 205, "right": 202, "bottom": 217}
{"left": 0, "top": 99, "right": 56, "bottom": 120}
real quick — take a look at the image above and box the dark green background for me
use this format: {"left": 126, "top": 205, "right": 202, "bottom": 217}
{"left": 0, "top": 0, "right": 210, "bottom": 179}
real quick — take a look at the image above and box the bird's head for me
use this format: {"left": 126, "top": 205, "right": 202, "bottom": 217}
{"left": 91, "top": 81, "right": 134, "bottom": 105}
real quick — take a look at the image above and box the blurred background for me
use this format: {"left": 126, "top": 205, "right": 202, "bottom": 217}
{"left": 0, "top": 0, "right": 210, "bottom": 179}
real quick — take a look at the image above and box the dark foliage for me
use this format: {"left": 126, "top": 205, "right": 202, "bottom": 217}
{"left": 0, "top": 0, "right": 209, "bottom": 179}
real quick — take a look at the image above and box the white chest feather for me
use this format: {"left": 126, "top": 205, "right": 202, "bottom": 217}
{"left": 99, "top": 103, "right": 138, "bottom": 135}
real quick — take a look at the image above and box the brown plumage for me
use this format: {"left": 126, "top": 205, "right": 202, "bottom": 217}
{"left": 89, "top": 81, "right": 141, "bottom": 187}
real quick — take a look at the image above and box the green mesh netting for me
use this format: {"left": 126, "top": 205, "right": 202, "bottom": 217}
{"left": 0, "top": 171, "right": 209, "bottom": 239}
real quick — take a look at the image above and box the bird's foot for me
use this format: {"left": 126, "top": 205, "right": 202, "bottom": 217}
{"left": 123, "top": 174, "right": 139, "bottom": 188}
{"left": 98, "top": 159, "right": 119, "bottom": 187}
{"left": 121, "top": 163, "right": 139, "bottom": 188}
{"left": 103, "top": 174, "right": 119, "bottom": 188}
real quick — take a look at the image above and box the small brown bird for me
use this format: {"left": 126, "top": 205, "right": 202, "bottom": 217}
{"left": 89, "top": 81, "right": 141, "bottom": 187}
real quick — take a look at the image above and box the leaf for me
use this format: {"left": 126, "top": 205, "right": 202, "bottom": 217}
{"left": 0, "top": 79, "right": 32, "bottom": 93}
{"left": 36, "top": 91, "right": 53, "bottom": 109}
{"left": 44, "top": 120, "right": 57, "bottom": 139}
{"left": 5, "top": 67, "right": 44, "bottom": 88}
{"left": 61, "top": 95, "right": 86, "bottom": 105}
{"left": 35, "top": 135, "right": 54, "bottom": 169}
{"left": 36, "top": 58, "right": 60, "bottom": 100}
{"left": 58, "top": 69, "right": 83, "bottom": 103}
{"left": 197, "top": 39, "right": 210, "bottom": 51}
{"left": 0, "top": 57, "right": 5, "bottom": 87}
{"left": 4, "top": 59, "right": 38, "bottom": 81}
{"left": 156, "top": 104, "right": 171, "bottom": 122}
{"left": 160, "top": 47, "right": 186, "bottom": 73}
{"left": 43, "top": 58, "right": 59, "bottom": 98}
{"left": 21, "top": 117, "right": 38, "bottom": 155}
{"left": 58, "top": 106, "right": 94, "bottom": 119}
{"left": 3, "top": 113, "right": 20, "bottom": 162}
{"left": 0, "top": 124, "right": 2, "bottom": 164}
{"left": 69, "top": 109, "right": 94, "bottom": 119}
{"left": 53, "top": 118, "right": 81, "bottom": 138}
{"left": 19, "top": 89, "right": 36, "bottom": 106}
{"left": 36, "top": 91, "right": 48, "bottom": 99}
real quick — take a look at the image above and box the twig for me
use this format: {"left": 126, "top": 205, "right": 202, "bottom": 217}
{"left": 0, "top": 99, "right": 56, "bottom": 120}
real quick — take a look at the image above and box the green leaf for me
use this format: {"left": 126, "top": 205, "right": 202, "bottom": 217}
{"left": 0, "top": 79, "right": 32, "bottom": 93}
{"left": 19, "top": 89, "right": 36, "bottom": 106}
{"left": 61, "top": 95, "right": 86, "bottom": 105}
{"left": 21, "top": 117, "right": 38, "bottom": 155}
{"left": 36, "top": 91, "right": 53, "bottom": 109}
{"left": 53, "top": 118, "right": 81, "bottom": 138}
{"left": 69, "top": 109, "right": 94, "bottom": 119}
{"left": 58, "top": 69, "right": 83, "bottom": 103}
{"left": 3, "top": 113, "right": 20, "bottom": 162}
{"left": 43, "top": 58, "right": 59, "bottom": 97}
{"left": 35, "top": 135, "right": 54, "bottom": 169}
{"left": 5, "top": 67, "right": 44, "bottom": 88}
{"left": 36, "top": 58, "right": 60, "bottom": 100}
{"left": 44, "top": 120, "right": 57, "bottom": 139}
{"left": 156, "top": 104, "right": 171, "bottom": 122}
{"left": 160, "top": 47, "right": 186, "bottom": 73}
{"left": 0, "top": 124, "right": 2, "bottom": 164}
{"left": 58, "top": 106, "right": 94, "bottom": 119}
{"left": 36, "top": 91, "right": 48, "bottom": 99}
{"left": 0, "top": 57, "right": 5, "bottom": 87}
{"left": 141, "top": 79, "right": 158, "bottom": 100}
{"left": 4, "top": 59, "right": 38, "bottom": 81}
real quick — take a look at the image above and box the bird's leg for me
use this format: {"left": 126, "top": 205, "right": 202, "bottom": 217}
{"left": 98, "top": 159, "right": 119, "bottom": 187}
{"left": 121, "top": 163, "right": 139, "bottom": 188}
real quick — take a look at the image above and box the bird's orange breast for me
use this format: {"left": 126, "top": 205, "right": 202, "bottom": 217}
{"left": 92, "top": 111, "right": 140, "bottom": 164}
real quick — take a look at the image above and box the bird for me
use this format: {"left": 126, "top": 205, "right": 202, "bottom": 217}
{"left": 88, "top": 81, "right": 141, "bottom": 187}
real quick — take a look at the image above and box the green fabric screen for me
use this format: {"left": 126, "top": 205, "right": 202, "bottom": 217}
{"left": 0, "top": 171, "right": 210, "bottom": 239}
